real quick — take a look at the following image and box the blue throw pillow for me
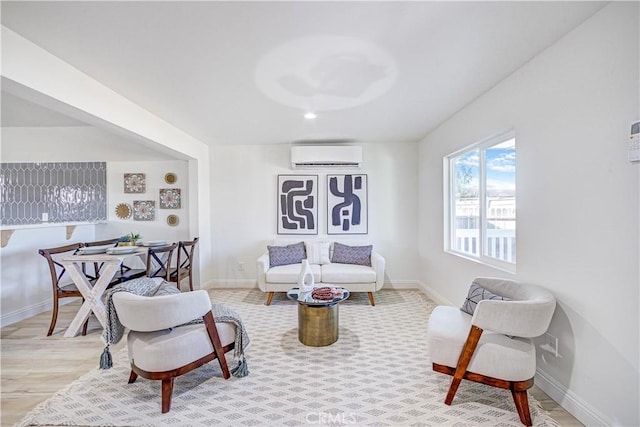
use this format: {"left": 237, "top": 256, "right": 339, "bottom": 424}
{"left": 460, "top": 282, "right": 511, "bottom": 316}
{"left": 331, "top": 242, "right": 372, "bottom": 266}
{"left": 268, "top": 242, "right": 306, "bottom": 267}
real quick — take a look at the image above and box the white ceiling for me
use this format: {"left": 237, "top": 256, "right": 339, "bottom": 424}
{"left": 1, "top": 1, "right": 606, "bottom": 146}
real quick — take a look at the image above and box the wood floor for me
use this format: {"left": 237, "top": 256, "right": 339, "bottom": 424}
{"left": 1, "top": 296, "right": 583, "bottom": 426}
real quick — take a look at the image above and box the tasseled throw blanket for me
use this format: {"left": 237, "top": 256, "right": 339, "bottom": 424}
{"left": 209, "top": 303, "right": 251, "bottom": 377}
{"left": 100, "top": 277, "right": 250, "bottom": 377}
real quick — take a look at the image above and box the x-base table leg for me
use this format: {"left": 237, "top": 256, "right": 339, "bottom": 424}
{"left": 62, "top": 260, "right": 120, "bottom": 337}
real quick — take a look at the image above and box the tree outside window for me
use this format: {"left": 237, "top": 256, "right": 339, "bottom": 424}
{"left": 448, "top": 134, "right": 516, "bottom": 269}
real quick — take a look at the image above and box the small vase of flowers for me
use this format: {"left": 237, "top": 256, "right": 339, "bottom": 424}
{"left": 118, "top": 232, "right": 141, "bottom": 246}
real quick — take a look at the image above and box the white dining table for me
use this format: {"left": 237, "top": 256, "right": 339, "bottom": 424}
{"left": 60, "top": 248, "right": 147, "bottom": 337}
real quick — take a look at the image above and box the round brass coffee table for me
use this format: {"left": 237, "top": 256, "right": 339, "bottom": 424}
{"left": 287, "top": 287, "right": 350, "bottom": 347}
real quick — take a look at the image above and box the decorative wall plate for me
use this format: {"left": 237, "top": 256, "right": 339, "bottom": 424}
{"left": 133, "top": 200, "right": 155, "bottom": 221}
{"left": 164, "top": 172, "right": 177, "bottom": 185}
{"left": 159, "top": 188, "right": 181, "bottom": 209}
{"left": 115, "top": 203, "right": 132, "bottom": 219}
{"left": 124, "top": 173, "right": 145, "bottom": 193}
{"left": 167, "top": 214, "right": 179, "bottom": 226}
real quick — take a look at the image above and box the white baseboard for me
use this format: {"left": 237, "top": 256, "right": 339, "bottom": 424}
{"left": 201, "top": 279, "right": 257, "bottom": 290}
{"left": 415, "top": 280, "right": 453, "bottom": 305}
{"left": 1, "top": 299, "right": 60, "bottom": 328}
{"left": 535, "top": 368, "right": 610, "bottom": 426}
{"left": 382, "top": 280, "right": 419, "bottom": 290}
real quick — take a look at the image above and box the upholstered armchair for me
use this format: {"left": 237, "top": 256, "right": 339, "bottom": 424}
{"left": 112, "top": 290, "right": 237, "bottom": 413}
{"left": 427, "top": 277, "right": 556, "bottom": 426}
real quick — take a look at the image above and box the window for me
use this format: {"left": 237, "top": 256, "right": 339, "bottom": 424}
{"left": 445, "top": 133, "right": 516, "bottom": 270}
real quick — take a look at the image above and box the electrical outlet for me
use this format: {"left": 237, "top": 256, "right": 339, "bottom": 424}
{"left": 541, "top": 333, "right": 559, "bottom": 358}
{"left": 42, "top": 212, "right": 49, "bottom": 222}
{"left": 237, "top": 262, "right": 245, "bottom": 272}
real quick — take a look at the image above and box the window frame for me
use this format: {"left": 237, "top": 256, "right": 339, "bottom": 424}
{"left": 444, "top": 131, "right": 516, "bottom": 273}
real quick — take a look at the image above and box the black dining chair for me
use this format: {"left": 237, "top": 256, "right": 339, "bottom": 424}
{"left": 146, "top": 243, "right": 178, "bottom": 281}
{"left": 169, "top": 237, "right": 199, "bottom": 291}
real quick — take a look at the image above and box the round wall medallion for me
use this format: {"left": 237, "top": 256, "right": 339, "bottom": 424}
{"left": 115, "top": 203, "right": 132, "bottom": 219}
{"left": 164, "top": 172, "right": 177, "bottom": 185}
{"left": 167, "top": 214, "right": 179, "bottom": 226}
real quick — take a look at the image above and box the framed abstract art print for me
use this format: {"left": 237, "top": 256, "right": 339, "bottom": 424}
{"left": 327, "top": 174, "right": 368, "bottom": 234}
{"left": 277, "top": 175, "right": 318, "bottom": 235}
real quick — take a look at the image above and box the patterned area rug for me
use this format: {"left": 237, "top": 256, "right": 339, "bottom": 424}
{"left": 17, "top": 289, "right": 559, "bottom": 426}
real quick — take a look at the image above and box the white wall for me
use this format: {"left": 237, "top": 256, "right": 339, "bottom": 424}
{"left": 102, "top": 161, "right": 190, "bottom": 244}
{"left": 0, "top": 127, "right": 191, "bottom": 326}
{"left": 208, "top": 142, "right": 419, "bottom": 289}
{"left": 418, "top": 3, "right": 639, "bottom": 426}
{"left": 0, "top": 224, "right": 97, "bottom": 327}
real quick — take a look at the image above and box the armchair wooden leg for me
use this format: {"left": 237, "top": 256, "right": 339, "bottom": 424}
{"left": 161, "top": 378, "right": 174, "bottom": 413}
{"left": 511, "top": 390, "right": 533, "bottom": 426}
{"left": 203, "top": 311, "right": 231, "bottom": 379}
{"left": 367, "top": 292, "right": 375, "bottom": 306}
{"left": 266, "top": 292, "right": 274, "bottom": 306}
{"left": 128, "top": 370, "right": 138, "bottom": 384}
{"left": 445, "top": 377, "right": 463, "bottom": 405}
{"left": 445, "top": 325, "right": 483, "bottom": 405}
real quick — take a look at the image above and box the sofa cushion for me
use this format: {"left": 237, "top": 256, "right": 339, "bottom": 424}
{"left": 331, "top": 242, "right": 372, "bottom": 266}
{"left": 305, "top": 241, "right": 331, "bottom": 265}
{"left": 266, "top": 263, "right": 322, "bottom": 284}
{"left": 268, "top": 242, "right": 306, "bottom": 267}
{"left": 321, "top": 263, "right": 376, "bottom": 284}
{"left": 461, "top": 282, "right": 511, "bottom": 316}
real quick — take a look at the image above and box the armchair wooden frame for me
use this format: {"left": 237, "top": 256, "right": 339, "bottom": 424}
{"left": 428, "top": 278, "right": 556, "bottom": 427}
{"left": 433, "top": 325, "right": 535, "bottom": 426}
{"left": 127, "top": 311, "right": 235, "bottom": 413}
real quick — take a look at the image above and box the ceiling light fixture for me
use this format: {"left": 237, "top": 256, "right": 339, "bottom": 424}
{"left": 304, "top": 112, "right": 317, "bottom": 120}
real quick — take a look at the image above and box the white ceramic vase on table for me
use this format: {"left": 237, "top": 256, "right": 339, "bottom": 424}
{"left": 298, "top": 259, "right": 315, "bottom": 293}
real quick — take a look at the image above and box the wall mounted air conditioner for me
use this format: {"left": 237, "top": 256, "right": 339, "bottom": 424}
{"left": 291, "top": 145, "right": 362, "bottom": 169}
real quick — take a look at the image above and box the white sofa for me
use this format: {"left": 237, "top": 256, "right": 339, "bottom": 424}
{"left": 256, "top": 241, "right": 385, "bottom": 306}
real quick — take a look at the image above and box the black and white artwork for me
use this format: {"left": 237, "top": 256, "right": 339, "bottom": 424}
{"left": 277, "top": 175, "right": 318, "bottom": 235}
{"left": 327, "top": 174, "right": 368, "bottom": 234}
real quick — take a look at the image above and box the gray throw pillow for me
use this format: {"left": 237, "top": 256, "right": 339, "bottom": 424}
{"left": 268, "top": 242, "right": 306, "bottom": 267}
{"left": 460, "top": 282, "right": 511, "bottom": 315}
{"left": 331, "top": 242, "right": 372, "bottom": 266}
